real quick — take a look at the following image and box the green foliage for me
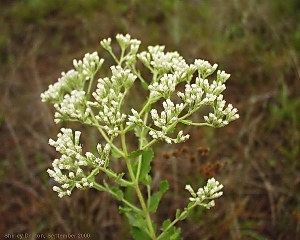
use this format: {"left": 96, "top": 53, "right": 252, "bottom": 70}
{"left": 124, "top": 211, "right": 152, "bottom": 240}
{"left": 134, "top": 149, "right": 153, "bottom": 184}
{"left": 160, "top": 220, "right": 182, "bottom": 240}
{"left": 149, "top": 181, "right": 169, "bottom": 212}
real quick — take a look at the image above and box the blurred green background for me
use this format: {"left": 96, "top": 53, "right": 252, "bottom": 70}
{"left": 0, "top": 0, "right": 299, "bottom": 239}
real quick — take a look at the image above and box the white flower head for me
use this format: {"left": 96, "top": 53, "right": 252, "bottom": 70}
{"left": 186, "top": 178, "right": 223, "bottom": 209}
{"left": 116, "top": 33, "right": 132, "bottom": 50}
{"left": 100, "top": 38, "right": 112, "bottom": 51}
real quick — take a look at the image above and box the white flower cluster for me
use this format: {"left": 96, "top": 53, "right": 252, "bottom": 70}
{"left": 101, "top": 34, "right": 141, "bottom": 66}
{"left": 47, "top": 128, "right": 110, "bottom": 198}
{"left": 116, "top": 33, "right": 135, "bottom": 50}
{"left": 41, "top": 51, "right": 104, "bottom": 124}
{"left": 126, "top": 108, "right": 143, "bottom": 126}
{"left": 138, "top": 46, "right": 190, "bottom": 75}
{"left": 148, "top": 73, "right": 178, "bottom": 99}
{"left": 149, "top": 100, "right": 190, "bottom": 143}
{"left": 73, "top": 52, "right": 104, "bottom": 80}
{"left": 150, "top": 99, "right": 184, "bottom": 130}
{"left": 185, "top": 178, "right": 223, "bottom": 209}
{"left": 177, "top": 78, "right": 208, "bottom": 108}
{"left": 194, "top": 59, "right": 218, "bottom": 79}
{"left": 203, "top": 95, "right": 239, "bottom": 127}
{"left": 217, "top": 70, "right": 231, "bottom": 83}
{"left": 41, "top": 69, "right": 81, "bottom": 103}
{"left": 127, "top": 99, "right": 190, "bottom": 144}
{"left": 53, "top": 90, "right": 91, "bottom": 124}
{"left": 126, "top": 38, "right": 238, "bottom": 142}
{"left": 89, "top": 65, "right": 137, "bottom": 136}
{"left": 176, "top": 60, "right": 239, "bottom": 127}
{"left": 149, "top": 129, "right": 189, "bottom": 144}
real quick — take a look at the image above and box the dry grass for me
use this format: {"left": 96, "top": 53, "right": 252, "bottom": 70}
{"left": 1, "top": 0, "right": 300, "bottom": 239}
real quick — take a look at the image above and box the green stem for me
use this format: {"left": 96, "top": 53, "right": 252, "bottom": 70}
{"left": 120, "top": 125, "right": 156, "bottom": 239}
{"left": 141, "top": 139, "right": 157, "bottom": 150}
{"left": 157, "top": 202, "right": 197, "bottom": 240}
{"left": 131, "top": 64, "right": 148, "bottom": 87}
{"left": 85, "top": 113, "right": 124, "bottom": 158}
{"left": 107, "top": 49, "right": 120, "bottom": 64}
{"left": 96, "top": 126, "right": 125, "bottom": 158}
{"left": 93, "top": 181, "right": 141, "bottom": 213}
{"left": 135, "top": 180, "right": 156, "bottom": 239}
{"left": 179, "top": 121, "right": 211, "bottom": 127}
{"left": 85, "top": 62, "right": 103, "bottom": 101}
{"left": 86, "top": 75, "right": 94, "bottom": 99}
{"left": 119, "top": 48, "right": 126, "bottom": 66}
{"left": 124, "top": 99, "right": 152, "bottom": 133}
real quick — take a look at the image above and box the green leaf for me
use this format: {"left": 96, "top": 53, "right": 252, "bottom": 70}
{"left": 149, "top": 180, "right": 169, "bottom": 212}
{"left": 103, "top": 180, "right": 109, "bottom": 188}
{"left": 111, "top": 187, "right": 123, "bottom": 200}
{"left": 126, "top": 123, "right": 136, "bottom": 132}
{"left": 160, "top": 220, "right": 182, "bottom": 240}
{"left": 177, "top": 210, "right": 188, "bottom": 220}
{"left": 139, "top": 148, "right": 154, "bottom": 182}
{"left": 119, "top": 206, "right": 130, "bottom": 213}
{"left": 128, "top": 149, "right": 144, "bottom": 159}
{"left": 131, "top": 226, "right": 151, "bottom": 240}
{"left": 141, "top": 174, "right": 152, "bottom": 186}
{"left": 105, "top": 169, "right": 116, "bottom": 178}
{"left": 115, "top": 174, "right": 132, "bottom": 187}
{"left": 162, "top": 219, "right": 171, "bottom": 230}
{"left": 175, "top": 209, "right": 181, "bottom": 219}
{"left": 87, "top": 173, "right": 96, "bottom": 183}
{"left": 111, "top": 148, "right": 123, "bottom": 158}
{"left": 124, "top": 212, "right": 152, "bottom": 240}
{"left": 132, "top": 148, "right": 154, "bottom": 183}
{"left": 116, "top": 173, "right": 125, "bottom": 180}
